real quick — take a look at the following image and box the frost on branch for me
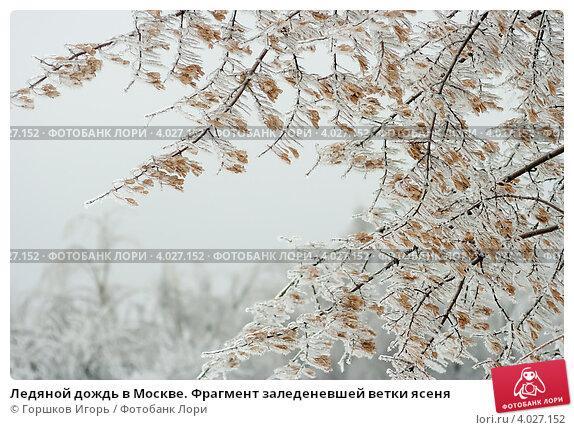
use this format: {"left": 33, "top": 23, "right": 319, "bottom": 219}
{"left": 12, "top": 10, "right": 564, "bottom": 379}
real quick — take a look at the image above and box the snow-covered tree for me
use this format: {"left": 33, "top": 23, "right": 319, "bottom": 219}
{"left": 12, "top": 10, "right": 564, "bottom": 379}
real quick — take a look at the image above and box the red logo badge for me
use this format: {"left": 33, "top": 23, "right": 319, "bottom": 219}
{"left": 491, "top": 359, "right": 570, "bottom": 413}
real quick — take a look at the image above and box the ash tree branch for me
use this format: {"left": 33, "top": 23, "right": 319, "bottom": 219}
{"left": 499, "top": 145, "right": 564, "bottom": 184}
{"left": 518, "top": 224, "right": 559, "bottom": 240}
{"left": 517, "top": 334, "right": 564, "bottom": 363}
{"left": 85, "top": 46, "right": 270, "bottom": 205}
{"left": 490, "top": 194, "right": 564, "bottom": 214}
